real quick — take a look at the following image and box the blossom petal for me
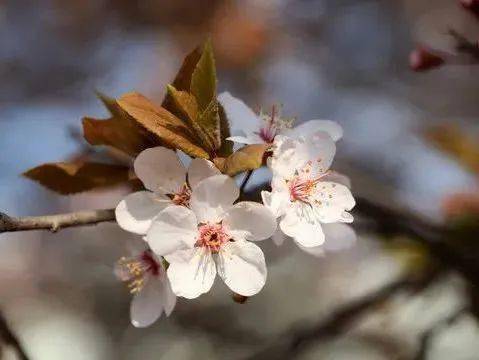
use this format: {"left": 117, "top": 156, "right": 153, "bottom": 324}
{"left": 217, "top": 241, "right": 267, "bottom": 296}
{"left": 159, "top": 274, "right": 177, "bottom": 316}
{"left": 223, "top": 202, "right": 277, "bottom": 241}
{"left": 322, "top": 223, "right": 357, "bottom": 252}
{"left": 313, "top": 182, "right": 355, "bottom": 223}
{"left": 284, "top": 120, "right": 343, "bottom": 141}
{"left": 145, "top": 206, "right": 197, "bottom": 256}
{"left": 218, "top": 92, "right": 260, "bottom": 136}
{"left": 261, "top": 188, "right": 289, "bottom": 218}
{"left": 187, "top": 158, "right": 221, "bottom": 190}
{"left": 279, "top": 205, "right": 325, "bottom": 247}
{"left": 321, "top": 171, "right": 351, "bottom": 188}
{"left": 298, "top": 131, "right": 336, "bottom": 175}
{"left": 165, "top": 248, "right": 217, "bottom": 299}
{"left": 226, "top": 135, "right": 263, "bottom": 145}
{"left": 115, "top": 191, "right": 170, "bottom": 235}
{"left": 130, "top": 275, "right": 164, "bottom": 328}
{"left": 134, "top": 147, "right": 186, "bottom": 193}
{"left": 190, "top": 175, "right": 239, "bottom": 223}
{"left": 269, "top": 135, "right": 303, "bottom": 178}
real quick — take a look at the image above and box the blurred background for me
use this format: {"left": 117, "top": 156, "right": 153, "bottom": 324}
{"left": 1, "top": 0, "right": 479, "bottom": 359}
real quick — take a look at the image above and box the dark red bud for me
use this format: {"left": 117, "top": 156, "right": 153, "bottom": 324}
{"left": 232, "top": 293, "right": 249, "bottom": 304}
{"left": 409, "top": 46, "right": 445, "bottom": 72}
{"left": 460, "top": 0, "right": 479, "bottom": 18}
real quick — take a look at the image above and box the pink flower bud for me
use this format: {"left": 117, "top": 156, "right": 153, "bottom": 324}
{"left": 409, "top": 46, "right": 445, "bottom": 72}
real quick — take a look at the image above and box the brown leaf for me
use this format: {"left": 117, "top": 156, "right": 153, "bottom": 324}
{"left": 118, "top": 92, "right": 209, "bottom": 158}
{"left": 217, "top": 144, "right": 270, "bottom": 176}
{"left": 166, "top": 85, "right": 216, "bottom": 152}
{"left": 24, "top": 162, "right": 131, "bottom": 195}
{"left": 82, "top": 92, "right": 160, "bottom": 156}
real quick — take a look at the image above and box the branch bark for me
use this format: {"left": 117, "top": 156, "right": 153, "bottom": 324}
{"left": 0, "top": 209, "right": 115, "bottom": 233}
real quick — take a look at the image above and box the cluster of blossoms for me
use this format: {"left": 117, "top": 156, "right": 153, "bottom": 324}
{"left": 115, "top": 93, "right": 356, "bottom": 327}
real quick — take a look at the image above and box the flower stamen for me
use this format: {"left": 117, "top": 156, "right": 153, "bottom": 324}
{"left": 117, "top": 250, "right": 160, "bottom": 294}
{"left": 168, "top": 183, "right": 192, "bottom": 207}
{"left": 195, "top": 223, "right": 231, "bottom": 254}
{"left": 255, "top": 104, "right": 294, "bottom": 143}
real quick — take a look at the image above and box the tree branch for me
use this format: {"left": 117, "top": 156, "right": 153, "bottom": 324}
{"left": 244, "top": 273, "right": 432, "bottom": 360}
{"left": 0, "top": 209, "right": 115, "bottom": 233}
{"left": 0, "top": 311, "right": 29, "bottom": 360}
{"left": 413, "top": 306, "right": 468, "bottom": 360}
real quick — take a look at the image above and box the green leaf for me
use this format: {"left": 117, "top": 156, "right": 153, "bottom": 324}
{"left": 217, "top": 102, "right": 233, "bottom": 157}
{"left": 162, "top": 46, "right": 202, "bottom": 111}
{"left": 198, "top": 99, "right": 221, "bottom": 150}
{"left": 217, "top": 144, "right": 270, "bottom": 176}
{"left": 118, "top": 92, "right": 209, "bottom": 159}
{"left": 190, "top": 40, "right": 217, "bottom": 111}
{"left": 24, "top": 162, "right": 131, "bottom": 195}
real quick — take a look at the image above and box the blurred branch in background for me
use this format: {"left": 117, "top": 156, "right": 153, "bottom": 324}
{"left": 413, "top": 306, "right": 469, "bottom": 360}
{"left": 0, "top": 311, "right": 29, "bottom": 360}
{"left": 246, "top": 269, "right": 440, "bottom": 360}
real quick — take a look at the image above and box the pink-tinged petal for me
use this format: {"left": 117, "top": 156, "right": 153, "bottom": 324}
{"left": 321, "top": 171, "right": 351, "bottom": 188}
{"left": 272, "top": 230, "right": 286, "bottom": 246}
{"left": 223, "top": 202, "right": 277, "bottom": 241}
{"left": 134, "top": 147, "right": 186, "bottom": 193}
{"left": 115, "top": 191, "right": 170, "bottom": 235}
{"left": 284, "top": 120, "right": 343, "bottom": 142}
{"left": 130, "top": 275, "right": 164, "bottom": 328}
{"left": 297, "top": 131, "right": 336, "bottom": 175}
{"left": 187, "top": 159, "right": 221, "bottom": 190}
{"left": 298, "top": 244, "right": 325, "bottom": 257}
{"left": 145, "top": 206, "right": 197, "bottom": 256}
{"left": 190, "top": 175, "right": 239, "bottom": 223}
{"left": 279, "top": 206, "right": 325, "bottom": 247}
{"left": 218, "top": 92, "right": 260, "bottom": 136}
{"left": 226, "top": 135, "right": 263, "bottom": 145}
{"left": 313, "top": 182, "right": 355, "bottom": 223}
{"left": 159, "top": 274, "right": 177, "bottom": 316}
{"left": 322, "top": 223, "right": 357, "bottom": 252}
{"left": 261, "top": 188, "right": 289, "bottom": 218}
{"left": 269, "top": 135, "right": 302, "bottom": 178}
{"left": 165, "top": 248, "right": 217, "bottom": 299}
{"left": 216, "top": 241, "right": 267, "bottom": 297}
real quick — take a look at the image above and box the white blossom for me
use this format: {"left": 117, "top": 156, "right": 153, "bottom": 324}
{"left": 145, "top": 174, "right": 277, "bottom": 299}
{"left": 262, "top": 132, "right": 355, "bottom": 249}
{"left": 115, "top": 146, "right": 220, "bottom": 235}
{"left": 218, "top": 91, "right": 343, "bottom": 145}
{"left": 115, "top": 241, "right": 176, "bottom": 327}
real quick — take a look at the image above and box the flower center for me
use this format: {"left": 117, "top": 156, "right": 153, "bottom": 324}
{"left": 169, "top": 183, "right": 191, "bottom": 207}
{"left": 195, "top": 223, "right": 231, "bottom": 254}
{"left": 287, "top": 162, "right": 329, "bottom": 204}
{"left": 117, "top": 250, "right": 160, "bottom": 294}
{"left": 255, "top": 105, "right": 294, "bottom": 143}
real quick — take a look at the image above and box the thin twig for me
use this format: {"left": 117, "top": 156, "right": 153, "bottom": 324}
{"left": 414, "top": 307, "right": 469, "bottom": 360}
{"left": 244, "top": 274, "right": 423, "bottom": 360}
{"left": 0, "top": 209, "right": 115, "bottom": 233}
{"left": 0, "top": 311, "right": 29, "bottom": 360}
{"left": 239, "top": 170, "right": 255, "bottom": 194}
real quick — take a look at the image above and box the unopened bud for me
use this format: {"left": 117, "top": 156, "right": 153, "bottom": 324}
{"left": 460, "top": 0, "right": 479, "bottom": 18}
{"left": 232, "top": 293, "right": 248, "bottom": 304}
{"left": 409, "top": 46, "right": 445, "bottom": 72}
